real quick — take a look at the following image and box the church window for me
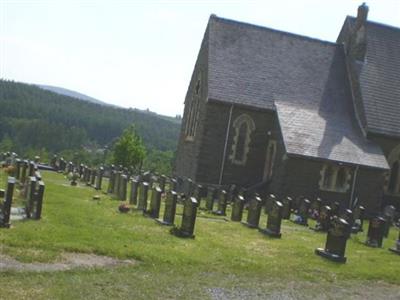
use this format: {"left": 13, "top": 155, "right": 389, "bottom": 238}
{"left": 229, "top": 114, "right": 255, "bottom": 165}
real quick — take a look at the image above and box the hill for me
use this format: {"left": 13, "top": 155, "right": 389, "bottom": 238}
{"left": 0, "top": 80, "right": 180, "bottom": 156}
{"left": 37, "top": 84, "right": 112, "bottom": 106}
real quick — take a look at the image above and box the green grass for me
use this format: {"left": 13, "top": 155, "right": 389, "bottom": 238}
{"left": 0, "top": 170, "right": 399, "bottom": 299}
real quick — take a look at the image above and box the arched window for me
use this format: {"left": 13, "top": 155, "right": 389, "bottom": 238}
{"left": 229, "top": 114, "right": 255, "bottom": 165}
{"left": 319, "top": 164, "right": 351, "bottom": 192}
{"left": 323, "top": 165, "right": 334, "bottom": 189}
{"left": 388, "top": 161, "right": 399, "bottom": 193}
{"left": 336, "top": 168, "right": 347, "bottom": 189}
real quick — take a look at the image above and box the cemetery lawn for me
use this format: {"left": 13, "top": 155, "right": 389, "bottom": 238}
{"left": 0, "top": 171, "right": 399, "bottom": 299}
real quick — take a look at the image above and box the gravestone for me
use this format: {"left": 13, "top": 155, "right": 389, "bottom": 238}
{"left": 171, "top": 197, "right": 198, "bottom": 238}
{"left": 242, "top": 196, "right": 263, "bottom": 228}
{"left": 312, "top": 205, "right": 332, "bottom": 232}
{"left": 67, "top": 162, "right": 74, "bottom": 174}
{"left": 213, "top": 190, "right": 228, "bottom": 216}
{"left": 351, "top": 205, "right": 365, "bottom": 233}
{"left": 170, "top": 178, "right": 178, "bottom": 192}
{"left": 70, "top": 172, "right": 79, "bottom": 186}
{"left": 264, "top": 194, "right": 276, "bottom": 215}
{"left": 282, "top": 196, "right": 293, "bottom": 219}
{"left": 114, "top": 171, "right": 121, "bottom": 196}
{"left": 383, "top": 205, "right": 396, "bottom": 238}
{"left": 158, "top": 175, "right": 167, "bottom": 193}
{"left": 15, "top": 159, "right": 21, "bottom": 180}
{"left": 137, "top": 182, "right": 149, "bottom": 212}
{"left": 147, "top": 187, "right": 162, "bottom": 219}
{"left": 341, "top": 209, "right": 354, "bottom": 229}
{"left": 30, "top": 181, "right": 45, "bottom": 220}
{"left": 259, "top": 200, "right": 284, "bottom": 238}
{"left": 205, "top": 187, "right": 218, "bottom": 211}
{"left": 315, "top": 217, "right": 350, "bottom": 263}
{"left": 107, "top": 170, "right": 116, "bottom": 194}
{"left": 310, "top": 197, "right": 323, "bottom": 220}
{"left": 231, "top": 195, "right": 245, "bottom": 222}
{"left": 129, "top": 179, "right": 139, "bottom": 205}
{"left": 86, "top": 168, "right": 92, "bottom": 186}
{"left": 156, "top": 190, "right": 177, "bottom": 226}
{"left": 389, "top": 230, "right": 400, "bottom": 255}
{"left": 183, "top": 178, "right": 195, "bottom": 198}
{"left": 226, "top": 184, "right": 237, "bottom": 204}
{"left": 119, "top": 174, "right": 128, "bottom": 201}
{"left": 0, "top": 178, "right": 15, "bottom": 228}
{"left": 95, "top": 167, "right": 104, "bottom": 190}
{"left": 90, "top": 168, "right": 96, "bottom": 186}
{"left": 20, "top": 160, "right": 28, "bottom": 184}
{"left": 51, "top": 155, "right": 57, "bottom": 169}
{"left": 28, "top": 161, "right": 35, "bottom": 177}
{"left": 293, "top": 198, "right": 311, "bottom": 226}
{"left": 365, "top": 216, "right": 386, "bottom": 248}
{"left": 25, "top": 176, "right": 37, "bottom": 218}
{"left": 79, "top": 164, "right": 84, "bottom": 178}
{"left": 193, "top": 184, "right": 205, "bottom": 208}
{"left": 331, "top": 201, "right": 340, "bottom": 216}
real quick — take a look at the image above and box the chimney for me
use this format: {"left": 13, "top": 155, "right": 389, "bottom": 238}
{"left": 350, "top": 3, "right": 369, "bottom": 62}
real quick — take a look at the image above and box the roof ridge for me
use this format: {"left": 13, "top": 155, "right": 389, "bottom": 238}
{"left": 346, "top": 15, "right": 400, "bottom": 32}
{"left": 209, "top": 14, "right": 338, "bottom": 47}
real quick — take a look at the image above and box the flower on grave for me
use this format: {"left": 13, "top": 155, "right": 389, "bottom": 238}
{"left": 118, "top": 203, "right": 130, "bottom": 213}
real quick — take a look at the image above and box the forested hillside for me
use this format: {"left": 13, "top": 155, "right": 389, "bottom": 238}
{"left": 0, "top": 80, "right": 180, "bottom": 158}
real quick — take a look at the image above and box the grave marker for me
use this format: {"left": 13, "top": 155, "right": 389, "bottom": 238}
{"left": 0, "top": 177, "right": 15, "bottom": 228}
{"left": 129, "top": 179, "right": 139, "bottom": 205}
{"left": 213, "top": 190, "right": 228, "bottom": 216}
{"left": 315, "top": 217, "right": 350, "bottom": 263}
{"left": 171, "top": 197, "right": 198, "bottom": 238}
{"left": 156, "top": 190, "right": 178, "bottom": 226}
{"left": 137, "top": 182, "right": 149, "bottom": 212}
{"left": 242, "top": 196, "right": 263, "bottom": 228}
{"left": 259, "top": 200, "right": 284, "bottom": 238}
{"left": 282, "top": 196, "right": 293, "bottom": 219}
{"left": 231, "top": 195, "right": 245, "bottom": 222}
{"left": 365, "top": 216, "right": 386, "bottom": 248}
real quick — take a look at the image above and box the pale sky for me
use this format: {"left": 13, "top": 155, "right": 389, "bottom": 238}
{"left": 1, "top": 0, "right": 399, "bottom": 116}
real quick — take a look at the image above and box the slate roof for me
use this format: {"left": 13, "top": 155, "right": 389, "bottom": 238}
{"left": 206, "top": 15, "right": 389, "bottom": 169}
{"left": 347, "top": 17, "right": 400, "bottom": 138}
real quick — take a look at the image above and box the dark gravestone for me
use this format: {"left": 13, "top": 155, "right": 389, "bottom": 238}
{"left": 31, "top": 181, "right": 45, "bottom": 220}
{"left": 119, "top": 174, "right": 128, "bottom": 201}
{"left": 315, "top": 217, "right": 350, "bottom": 263}
{"left": 25, "top": 176, "right": 37, "bottom": 219}
{"left": 205, "top": 187, "right": 218, "bottom": 211}
{"left": 264, "top": 194, "right": 276, "bottom": 215}
{"left": 95, "top": 167, "right": 104, "bottom": 190}
{"left": 0, "top": 189, "right": 4, "bottom": 198}
{"left": 365, "top": 216, "right": 386, "bottom": 248}
{"left": 281, "top": 196, "right": 293, "bottom": 220}
{"left": 107, "top": 170, "right": 116, "bottom": 194}
{"left": 0, "top": 177, "right": 15, "bottom": 228}
{"left": 312, "top": 205, "right": 332, "bottom": 232}
{"left": 242, "top": 196, "right": 263, "bottom": 228}
{"left": 90, "top": 169, "right": 96, "bottom": 186}
{"left": 193, "top": 184, "right": 204, "bottom": 208}
{"left": 231, "top": 195, "right": 245, "bottom": 222}
{"left": 15, "top": 159, "right": 21, "bottom": 180}
{"left": 293, "top": 198, "right": 311, "bottom": 226}
{"left": 51, "top": 155, "right": 57, "bottom": 169}
{"left": 158, "top": 175, "right": 167, "bottom": 193}
{"left": 259, "top": 200, "right": 284, "bottom": 238}
{"left": 331, "top": 201, "right": 340, "bottom": 216}
{"left": 157, "top": 190, "right": 177, "bottom": 226}
{"left": 389, "top": 230, "right": 400, "bottom": 255}
{"left": 226, "top": 184, "right": 237, "bottom": 204}
{"left": 67, "top": 162, "right": 74, "bottom": 174}
{"left": 213, "top": 190, "right": 228, "bottom": 216}
{"left": 114, "top": 171, "right": 121, "bottom": 196}
{"left": 20, "top": 160, "right": 28, "bottom": 184}
{"left": 86, "top": 168, "right": 92, "bottom": 186}
{"left": 129, "top": 179, "right": 139, "bottom": 205}
{"left": 351, "top": 205, "right": 365, "bottom": 233}
{"left": 183, "top": 178, "right": 195, "bottom": 198}
{"left": 28, "top": 161, "right": 35, "bottom": 177}
{"left": 137, "top": 182, "right": 149, "bottom": 212}
{"left": 383, "top": 205, "right": 396, "bottom": 238}
{"left": 310, "top": 197, "right": 323, "bottom": 220}
{"left": 341, "top": 209, "right": 354, "bottom": 229}
{"left": 79, "top": 164, "right": 84, "bottom": 178}
{"left": 170, "top": 178, "right": 178, "bottom": 192}
{"left": 171, "top": 197, "right": 198, "bottom": 238}
{"left": 147, "top": 187, "right": 162, "bottom": 219}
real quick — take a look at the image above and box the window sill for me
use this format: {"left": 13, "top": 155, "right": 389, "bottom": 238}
{"left": 319, "top": 187, "right": 349, "bottom": 194}
{"left": 185, "top": 136, "right": 195, "bottom": 142}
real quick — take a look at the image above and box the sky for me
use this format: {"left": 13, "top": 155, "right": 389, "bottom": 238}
{"left": 1, "top": 0, "right": 400, "bottom": 117}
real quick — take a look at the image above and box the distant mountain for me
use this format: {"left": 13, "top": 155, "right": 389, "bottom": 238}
{"left": 37, "top": 84, "right": 111, "bottom": 106}
{"left": 0, "top": 79, "right": 180, "bottom": 154}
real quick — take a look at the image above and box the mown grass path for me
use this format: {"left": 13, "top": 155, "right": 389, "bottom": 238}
{"left": 0, "top": 171, "right": 399, "bottom": 299}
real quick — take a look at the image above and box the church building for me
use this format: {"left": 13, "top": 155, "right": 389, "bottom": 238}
{"left": 175, "top": 4, "right": 400, "bottom": 214}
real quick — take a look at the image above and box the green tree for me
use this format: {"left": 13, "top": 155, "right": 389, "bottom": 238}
{"left": 112, "top": 125, "right": 146, "bottom": 169}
